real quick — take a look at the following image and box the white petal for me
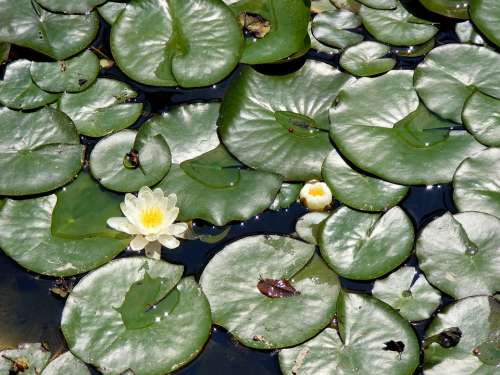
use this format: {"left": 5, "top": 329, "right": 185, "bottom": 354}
{"left": 166, "top": 193, "right": 177, "bottom": 209}
{"left": 152, "top": 188, "right": 165, "bottom": 201}
{"left": 145, "top": 233, "right": 160, "bottom": 242}
{"left": 145, "top": 241, "right": 162, "bottom": 260}
{"left": 138, "top": 186, "right": 154, "bottom": 203}
{"left": 167, "top": 222, "right": 188, "bottom": 236}
{"left": 130, "top": 235, "right": 149, "bottom": 251}
{"left": 159, "top": 235, "right": 180, "bottom": 249}
{"left": 106, "top": 217, "right": 139, "bottom": 235}
{"left": 120, "top": 201, "right": 140, "bottom": 227}
{"left": 162, "top": 206, "right": 179, "bottom": 226}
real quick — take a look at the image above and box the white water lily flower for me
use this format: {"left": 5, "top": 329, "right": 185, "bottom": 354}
{"left": 107, "top": 186, "right": 188, "bottom": 260}
{"left": 299, "top": 181, "right": 333, "bottom": 211}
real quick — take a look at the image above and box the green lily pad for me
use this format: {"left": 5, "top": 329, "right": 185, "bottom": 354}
{"left": 230, "top": 0, "right": 310, "bottom": 64}
{"left": 0, "top": 343, "right": 50, "bottom": 375}
{"left": 219, "top": 60, "right": 354, "bottom": 181}
{"left": 308, "top": 23, "right": 339, "bottom": 54}
{"left": 373, "top": 266, "right": 442, "bottom": 321}
{"left": 311, "top": 0, "right": 337, "bottom": 13}
{"left": 41, "top": 352, "right": 90, "bottom": 375}
{"left": 312, "top": 10, "right": 364, "bottom": 49}
{"left": 455, "top": 21, "right": 485, "bottom": 45}
{"left": 295, "top": 212, "right": 329, "bottom": 245}
{"left": 329, "top": 70, "right": 485, "bottom": 185}
{"left": 36, "top": 0, "right": 108, "bottom": 14}
{"left": 110, "top": 0, "right": 242, "bottom": 87}
{"left": 30, "top": 50, "right": 99, "bottom": 93}
{"left": 360, "top": 4, "right": 438, "bottom": 46}
{"left": 319, "top": 206, "right": 414, "bottom": 280}
{"left": 58, "top": 78, "right": 143, "bottom": 137}
{"left": 62, "top": 258, "right": 211, "bottom": 375}
{"left": 423, "top": 296, "right": 500, "bottom": 374}
{"left": 331, "top": 0, "right": 362, "bottom": 12}
{"left": 391, "top": 37, "right": 435, "bottom": 57}
{"left": 358, "top": 0, "right": 397, "bottom": 9}
{"left": 98, "top": 1, "right": 127, "bottom": 24}
{"left": 0, "top": 42, "right": 9, "bottom": 63}
{"left": 463, "top": 92, "right": 500, "bottom": 148}
{"left": 200, "top": 235, "right": 340, "bottom": 349}
{"left": 416, "top": 212, "right": 500, "bottom": 299}
{"left": 269, "top": 183, "right": 302, "bottom": 210}
{"left": 0, "top": 0, "right": 99, "bottom": 60}
{"left": 157, "top": 146, "right": 282, "bottom": 226}
{"left": 0, "top": 59, "right": 59, "bottom": 109}
{"left": 453, "top": 148, "right": 500, "bottom": 219}
{"left": 0, "top": 107, "right": 83, "bottom": 196}
{"left": 322, "top": 149, "right": 408, "bottom": 211}
{"left": 139, "top": 102, "right": 220, "bottom": 164}
{"left": 470, "top": 0, "right": 500, "bottom": 47}
{"left": 419, "top": 0, "right": 470, "bottom": 19}
{"left": 90, "top": 129, "right": 171, "bottom": 192}
{"left": 279, "top": 292, "right": 420, "bottom": 375}
{"left": 414, "top": 44, "right": 500, "bottom": 124}
{"left": 339, "top": 41, "right": 396, "bottom": 76}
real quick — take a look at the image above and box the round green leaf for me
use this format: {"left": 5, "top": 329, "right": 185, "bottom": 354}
{"left": 453, "top": 148, "right": 500, "bottom": 219}
{"left": 470, "top": 0, "right": 500, "bottom": 47}
{"left": 391, "top": 37, "right": 435, "bottom": 57}
{"left": 30, "top": 50, "right": 99, "bottom": 93}
{"left": 200, "top": 235, "right": 340, "bottom": 349}
{"left": 270, "top": 183, "right": 302, "bottom": 210}
{"left": 41, "top": 352, "right": 90, "bottom": 375}
{"left": 62, "top": 258, "right": 211, "bottom": 375}
{"left": 36, "top": 0, "right": 107, "bottom": 14}
{"left": 279, "top": 292, "right": 420, "bottom": 375}
{"left": 360, "top": 4, "right": 438, "bottom": 46}
{"left": 0, "top": 107, "right": 83, "bottom": 196}
{"left": 455, "top": 21, "right": 485, "bottom": 45}
{"left": 295, "top": 212, "right": 329, "bottom": 245}
{"left": 0, "top": 42, "right": 10, "bottom": 63}
{"left": 0, "top": 0, "right": 99, "bottom": 60}
{"left": 58, "top": 78, "right": 143, "bottom": 137}
{"left": 329, "top": 70, "right": 485, "bottom": 185}
{"left": 462, "top": 92, "right": 500, "bottom": 147}
{"left": 308, "top": 23, "right": 339, "bottom": 54}
{"left": 219, "top": 60, "right": 354, "bottom": 181}
{"left": 110, "top": 0, "right": 242, "bottom": 87}
{"left": 414, "top": 44, "right": 500, "bottom": 124}
{"left": 0, "top": 59, "right": 59, "bottom": 109}
{"left": 98, "top": 1, "right": 126, "bottom": 24}
{"left": 358, "top": 0, "right": 397, "bottom": 9}
{"left": 140, "top": 102, "right": 220, "bottom": 164}
{"left": 312, "top": 10, "right": 364, "bottom": 49}
{"left": 373, "top": 266, "right": 442, "bottom": 321}
{"left": 157, "top": 146, "right": 282, "bottom": 226}
{"left": 419, "top": 0, "right": 470, "bottom": 19}
{"left": 0, "top": 343, "right": 50, "bottom": 375}
{"left": 322, "top": 149, "right": 408, "bottom": 211}
{"left": 340, "top": 41, "right": 396, "bottom": 76}
{"left": 416, "top": 212, "right": 500, "bottom": 299}
{"left": 424, "top": 296, "right": 499, "bottom": 374}
{"left": 90, "top": 129, "right": 171, "bottom": 192}
{"left": 319, "top": 206, "right": 414, "bottom": 280}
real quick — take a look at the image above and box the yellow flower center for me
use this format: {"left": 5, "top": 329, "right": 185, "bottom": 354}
{"left": 308, "top": 185, "right": 325, "bottom": 197}
{"left": 139, "top": 207, "right": 164, "bottom": 229}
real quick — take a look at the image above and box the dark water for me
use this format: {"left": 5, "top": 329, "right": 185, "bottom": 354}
{"left": 0, "top": 1, "right": 483, "bottom": 373}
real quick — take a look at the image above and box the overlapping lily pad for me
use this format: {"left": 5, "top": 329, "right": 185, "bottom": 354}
{"left": 339, "top": 41, "right": 396, "bottom": 76}
{"left": 269, "top": 183, "right": 302, "bottom": 210}
{"left": 373, "top": 266, "right": 441, "bottom": 321}
{"left": 219, "top": 60, "right": 354, "bottom": 181}
{"left": 455, "top": 21, "right": 485, "bottom": 45}
{"left": 423, "top": 296, "right": 500, "bottom": 374}
{"left": 110, "top": 0, "right": 242, "bottom": 87}
{"left": 279, "top": 292, "right": 420, "bottom": 375}
{"left": 311, "top": 0, "right": 337, "bottom": 13}
{"left": 41, "top": 352, "right": 90, "bottom": 375}
{"left": 391, "top": 37, "right": 435, "bottom": 57}
{"left": 30, "top": 50, "right": 99, "bottom": 93}
{"left": 319, "top": 206, "right": 414, "bottom": 280}
{"left": 98, "top": 1, "right": 126, "bottom": 24}
{"left": 462, "top": 92, "right": 500, "bottom": 147}
{"left": 62, "top": 258, "right": 212, "bottom": 375}
{"left": 58, "top": 78, "right": 143, "bottom": 137}
{"left": 330, "top": 70, "right": 485, "bottom": 185}
{"left": 358, "top": 0, "right": 397, "bottom": 9}
{"left": 308, "top": 23, "right": 339, "bottom": 54}
{"left": 322, "top": 149, "right": 408, "bottom": 211}
{"left": 419, "top": 0, "right": 470, "bottom": 19}
{"left": 157, "top": 146, "right": 282, "bottom": 226}
{"left": 0, "top": 107, "right": 83, "bottom": 196}
{"left": 295, "top": 212, "right": 329, "bottom": 245}
{"left": 470, "top": 0, "right": 500, "bottom": 47}
{"left": 200, "top": 235, "right": 340, "bottom": 349}
{"left": 453, "top": 148, "right": 500, "bottom": 219}
{"left": 36, "top": 0, "right": 108, "bottom": 14}
{"left": 0, "top": 0, "right": 99, "bottom": 60}
{"left": 416, "top": 212, "right": 500, "bottom": 299}
{"left": 312, "top": 9, "right": 364, "bottom": 49}
{"left": 0, "top": 343, "right": 50, "bottom": 375}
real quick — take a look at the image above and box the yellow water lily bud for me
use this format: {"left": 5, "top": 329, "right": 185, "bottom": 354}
{"left": 299, "top": 181, "right": 333, "bottom": 211}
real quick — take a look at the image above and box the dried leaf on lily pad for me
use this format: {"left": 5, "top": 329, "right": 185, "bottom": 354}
{"left": 200, "top": 235, "right": 340, "bottom": 349}
{"left": 0, "top": 343, "right": 50, "bottom": 375}
{"left": 61, "top": 258, "right": 211, "bottom": 375}
{"left": 41, "top": 352, "right": 90, "bottom": 375}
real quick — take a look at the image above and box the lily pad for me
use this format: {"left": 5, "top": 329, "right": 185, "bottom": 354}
{"left": 322, "top": 150, "right": 408, "bottom": 211}
{"left": 416, "top": 212, "right": 500, "bottom": 299}
{"left": 360, "top": 4, "right": 438, "bottom": 46}
{"left": 279, "top": 292, "right": 420, "bottom": 375}
{"left": 30, "top": 50, "right": 99, "bottom": 93}
{"left": 312, "top": 10, "right": 364, "bottom": 49}
{"left": 423, "top": 296, "right": 500, "bottom": 374}
{"left": 90, "top": 129, "right": 171, "bottom": 192}
{"left": 308, "top": 23, "right": 339, "bottom": 54}
{"left": 358, "top": 0, "right": 397, "bottom": 9}
{"left": 98, "top": 1, "right": 127, "bottom": 24}
{"left": 414, "top": 44, "right": 500, "bottom": 124}
{"left": 157, "top": 146, "right": 282, "bottom": 226}
{"left": 219, "top": 60, "right": 354, "bottom": 181}
{"left": 269, "top": 183, "right": 302, "bottom": 210}
{"left": 470, "top": 0, "right": 500, "bottom": 47}
{"left": 311, "top": 0, "right": 337, "bottom": 13}
{"left": 61, "top": 258, "right": 212, "bottom": 375}
{"left": 419, "top": 0, "right": 470, "bottom": 19}
{"left": 200, "top": 235, "right": 340, "bottom": 349}
{"left": 0, "top": 0, "right": 99, "bottom": 60}
{"left": 41, "top": 352, "right": 90, "bottom": 375}
{"left": 0, "top": 59, "right": 59, "bottom": 109}
{"left": 0, "top": 107, "right": 83, "bottom": 196}
{"left": 36, "top": 0, "right": 108, "bottom": 14}
{"left": 139, "top": 102, "right": 220, "bottom": 164}
{"left": 295, "top": 212, "right": 329, "bottom": 245}
{"left": 453, "top": 148, "right": 500, "bottom": 219}
{"left": 110, "top": 0, "right": 242, "bottom": 87}
{"left": 0, "top": 343, "right": 50, "bottom": 375}
{"left": 462, "top": 93, "right": 500, "bottom": 148}
{"left": 391, "top": 37, "right": 435, "bottom": 57}
{"left": 319, "top": 206, "right": 414, "bottom": 280}
{"left": 0, "top": 42, "right": 9, "bottom": 63}
{"left": 339, "top": 41, "right": 396, "bottom": 76}
{"left": 373, "top": 266, "right": 442, "bottom": 321}
{"left": 331, "top": 0, "right": 362, "bottom": 12}
{"left": 455, "top": 21, "right": 485, "bottom": 45}
{"left": 329, "top": 70, "right": 485, "bottom": 185}
{"left": 58, "top": 78, "right": 143, "bottom": 137}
